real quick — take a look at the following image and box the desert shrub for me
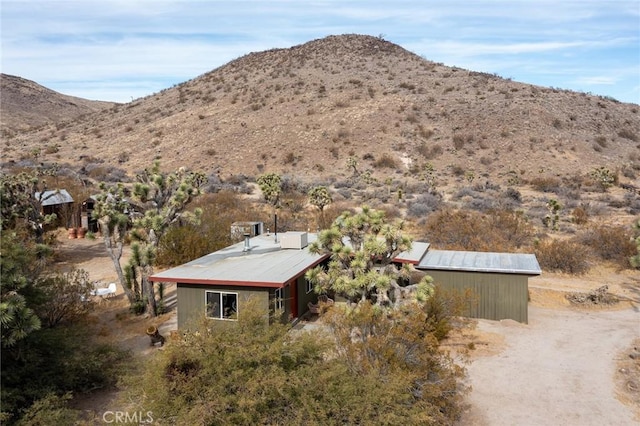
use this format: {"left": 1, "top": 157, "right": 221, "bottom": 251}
{"left": 503, "top": 187, "right": 522, "bottom": 204}
{"left": 422, "top": 285, "right": 473, "bottom": 341}
{"left": 618, "top": 128, "right": 638, "bottom": 142}
{"left": 1, "top": 323, "right": 128, "bottom": 423}
{"left": 337, "top": 188, "right": 353, "bottom": 200}
{"left": 450, "top": 165, "right": 465, "bottom": 177}
{"left": 555, "top": 185, "right": 582, "bottom": 202}
{"left": 280, "top": 174, "right": 309, "bottom": 194}
{"left": 124, "top": 300, "right": 466, "bottom": 425}
{"left": 452, "top": 134, "right": 465, "bottom": 150}
{"left": 464, "top": 195, "right": 497, "bottom": 212}
{"left": 453, "top": 186, "right": 521, "bottom": 212}
{"left": 156, "top": 224, "right": 218, "bottom": 266}
{"left": 576, "top": 225, "right": 636, "bottom": 268}
{"left": 333, "top": 179, "right": 352, "bottom": 189}
{"left": 579, "top": 201, "right": 608, "bottom": 217}
{"left": 404, "top": 180, "right": 436, "bottom": 195}
{"left": 421, "top": 209, "right": 533, "bottom": 251}
{"left": 407, "top": 193, "right": 442, "bottom": 218}
{"left": 534, "top": 239, "right": 590, "bottom": 274}
{"left": 417, "top": 142, "right": 443, "bottom": 159}
{"left": 621, "top": 165, "right": 637, "bottom": 180}
{"left": 626, "top": 192, "right": 640, "bottom": 214}
{"left": 206, "top": 173, "right": 252, "bottom": 194}
{"left": 157, "top": 191, "right": 253, "bottom": 266}
{"left": 529, "top": 176, "right": 562, "bottom": 193}
{"left": 480, "top": 156, "right": 492, "bottom": 165}
{"left": 594, "top": 135, "right": 608, "bottom": 148}
{"left": 373, "top": 153, "right": 399, "bottom": 169}
{"left": 283, "top": 151, "right": 296, "bottom": 164}
{"left": 571, "top": 206, "right": 589, "bottom": 225}
{"left": 417, "top": 125, "right": 434, "bottom": 140}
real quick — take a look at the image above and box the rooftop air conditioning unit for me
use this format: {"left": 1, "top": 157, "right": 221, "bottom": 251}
{"left": 280, "top": 232, "right": 308, "bottom": 249}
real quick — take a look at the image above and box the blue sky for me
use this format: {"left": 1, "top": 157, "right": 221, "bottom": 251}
{"left": 2, "top": 0, "right": 639, "bottom": 104}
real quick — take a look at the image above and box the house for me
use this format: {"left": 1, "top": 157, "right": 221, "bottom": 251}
{"left": 150, "top": 232, "right": 328, "bottom": 328}
{"left": 151, "top": 232, "right": 541, "bottom": 328}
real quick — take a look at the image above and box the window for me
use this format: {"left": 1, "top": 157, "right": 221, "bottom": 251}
{"left": 274, "top": 288, "right": 284, "bottom": 311}
{"left": 206, "top": 291, "right": 238, "bottom": 320}
{"left": 305, "top": 279, "right": 313, "bottom": 294}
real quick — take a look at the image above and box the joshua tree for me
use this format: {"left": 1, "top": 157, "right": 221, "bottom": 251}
{"left": 93, "top": 183, "right": 136, "bottom": 305}
{"left": 95, "top": 162, "right": 204, "bottom": 315}
{"left": 306, "top": 206, "right": 433, "bottom": 308}
{"left": 128, "top": 162, "right": 205, "bottom": 315}
{"left": 543, "top": 198, "right": 562, "bottom": 231}
{"left": 257, "top": 172, "right": 282, "bottom": 235}
{"left": 308, "top": 186, "right": 332, "bottom": 228}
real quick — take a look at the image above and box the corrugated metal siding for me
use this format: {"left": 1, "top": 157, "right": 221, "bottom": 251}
{"left": 426, "top": 270, "right": 529, "bottom": 323}
{"left": 177, "top": 283, "right": 269, "bottom": 329}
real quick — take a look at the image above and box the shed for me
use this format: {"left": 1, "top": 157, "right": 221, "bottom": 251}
{"left": 417, "top": 250, "right": 541, "bottom": 323}
{"left": 36, "top": 189, "right": 74, "bottom": 209}
{"left": 35, "top": 189, "right": 74, "bottom": 227}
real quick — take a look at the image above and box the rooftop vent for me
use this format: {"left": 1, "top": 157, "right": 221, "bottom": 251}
{"left": 280, "top": 232, "right": 308, "bottom": 250}
{"left": 242, "top": 233, "right": 251, "bottom": 252}
{"left": 231, "top": 221, "right": 263, "bottom": 242}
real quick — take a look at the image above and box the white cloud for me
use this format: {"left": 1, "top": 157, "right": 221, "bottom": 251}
{"left": 1, "top": 0, "right": 638, "bottom": 103}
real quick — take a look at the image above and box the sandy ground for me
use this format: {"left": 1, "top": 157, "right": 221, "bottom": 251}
{"left": 459, "top": 305, "right": 639, "bottom": 425}
{"left": 55, "top": 233, "right": 640, "bottom": 424}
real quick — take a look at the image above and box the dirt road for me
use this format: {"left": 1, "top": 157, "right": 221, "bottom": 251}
{"left": 461, "top": 304, "right": 639, "bottom": 425}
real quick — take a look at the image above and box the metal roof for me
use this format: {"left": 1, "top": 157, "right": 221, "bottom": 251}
{"left": 35, "top": 189, "right": 74, "bottom": 206}
{"left": 418, "top": 249, "right": 541, "bottom": 276}
{"left": 394, "top": 241, "right": 430, "bottom": 264}
{"left": 151, "top": 232, "right": 328, "bottom": 288}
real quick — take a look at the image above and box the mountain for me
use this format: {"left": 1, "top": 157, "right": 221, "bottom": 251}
{"left": 2, "top": 35, "right": 638, "bottom": 188}
{"left": 0, "top": 73, "right": 114, "bottom": 137}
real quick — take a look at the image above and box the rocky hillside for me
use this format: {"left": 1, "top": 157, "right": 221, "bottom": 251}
{"left": 2, "top": 35, "right": 639, "bottom": 188}
{"left": 0, "top": 73, "right": 114, "bottom": 137}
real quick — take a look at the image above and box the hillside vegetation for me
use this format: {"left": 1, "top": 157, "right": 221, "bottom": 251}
{"left": 2, "top": 34, "right": 638, "bottom": 190}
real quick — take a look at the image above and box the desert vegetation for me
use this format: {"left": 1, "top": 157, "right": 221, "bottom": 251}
{"left": 0, "top": 170, "right": 129, "bottom": 424}
{"left": 1, "top": 33, "right": 639, "bottom": 424}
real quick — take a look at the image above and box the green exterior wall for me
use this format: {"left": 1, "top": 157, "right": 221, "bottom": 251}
{"left": 270, "top": 276, "right": 317, "bottom": 323}
{"left": 425, "top": 270, "right": 529, "bottom": 323}
{"left": 297, "top": 275, "right": 317, "bottom": 318}
{"left": 177, "top": 283, "right": 270, "bottom": 329}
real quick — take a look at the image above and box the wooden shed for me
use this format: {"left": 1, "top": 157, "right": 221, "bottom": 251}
{"left": 416, "top": 250, "right": 541, "bottom": 323}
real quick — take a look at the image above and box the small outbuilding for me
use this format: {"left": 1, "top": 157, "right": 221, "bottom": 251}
{"left": 416, "top": 250, "right": 541, "bottom": 323}
{"left": 35, "top": 189, "right": 74, "bottom": 228}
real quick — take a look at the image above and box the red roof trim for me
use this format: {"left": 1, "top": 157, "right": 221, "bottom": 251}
{"left": 393, "top": 258, "right": 419, "bottom": 265}
{"left": 154, "top": 277, "right": 284, "bottom": 288}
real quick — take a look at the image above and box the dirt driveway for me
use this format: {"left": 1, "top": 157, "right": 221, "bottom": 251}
{"left": 460, "top": 304, "right": 639, "bottom": 425}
